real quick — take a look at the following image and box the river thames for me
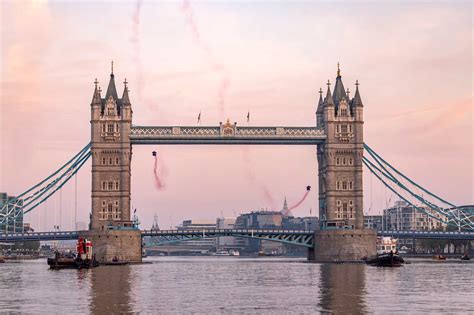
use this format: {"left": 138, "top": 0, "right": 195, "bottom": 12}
{"left": 0, "top": 257, "right": 472, "bottom": 314}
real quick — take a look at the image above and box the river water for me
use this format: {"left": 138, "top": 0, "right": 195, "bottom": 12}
{"left": 0, "top": 257, "right": 472, "bottom": 314}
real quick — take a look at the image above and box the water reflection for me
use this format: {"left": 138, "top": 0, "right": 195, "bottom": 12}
{"left": 318, "top": 264, "right": 367, "bottom": 314}
{"left": 90, "top": 265, "right": 133, "bottom": 314}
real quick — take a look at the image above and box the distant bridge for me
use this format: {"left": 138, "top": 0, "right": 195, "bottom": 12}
{"left": 1, "top": 229, "right": 474, "bottom": 244}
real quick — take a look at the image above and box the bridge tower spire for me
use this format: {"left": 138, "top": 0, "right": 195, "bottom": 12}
{"left": 86, "top": 65, "right": 141, "bottom": 263}
{"left": 312, "top": 64, "right": 376, "bottom": 261}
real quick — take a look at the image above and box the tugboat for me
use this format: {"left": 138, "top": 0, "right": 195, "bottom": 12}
{"left": 47, "top": 237, "right": 99, "bottom": 270}
{"left": 366, "top": 237, "right": 404, "bottom": 267}
{"left": 460, "top": 252, "right": 470, "bottom": 261}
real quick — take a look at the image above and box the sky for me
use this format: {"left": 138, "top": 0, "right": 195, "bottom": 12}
{"left": 0, "top": 0, "right": 472, "bottom": 231}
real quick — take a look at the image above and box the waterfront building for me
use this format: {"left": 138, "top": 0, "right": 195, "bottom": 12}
{"left": 0, "top": 192, "right": 23, "bottom": 233}
{"left": 363, "top": 215, "right": 383, "bottom": 230}
{"left": 382, "top": 201, "right": 447, "bottom": 231}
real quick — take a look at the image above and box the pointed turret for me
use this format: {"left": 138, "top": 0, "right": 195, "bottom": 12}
{"left": 316, "top": 88, "right": 324, "bottom": 114}
{"left": 91, "top": 78, "right": 101, "bottom": 105}
{"left": 324, "top": 80, "right": 334, "bottom": 106}
{"left": 332, "top": 63, "right": 347, "bottom": 106}
{"left": 122, "top": 78, "right": 131, "bottom": 106}
{"left": 283, "top": 197, "right": 288, "bottom": 212}
{"left": 105, "top": 71, "right": 119, "bottom": 101}
{"left": 352, "top": 80, "right": 363, "bottom": 107}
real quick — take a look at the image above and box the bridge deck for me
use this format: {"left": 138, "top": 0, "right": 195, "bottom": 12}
{"left": 130, "top": 125, "right": 326, "bottom": 145}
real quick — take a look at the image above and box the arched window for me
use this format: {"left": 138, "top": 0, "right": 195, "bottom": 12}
{"left": 115, "top": 182, "right": 119, "bottom": 190}
{"left": 102, "top": 182, "right": 106, "bottom": 191}
{"left": 108, "top": 182, "right": 113, "bottom": 190}
{"left": 115, "top": 157, "right": 119, "bottom": 165}
{"left": 336, "top": 181, "right": 341, "bottom": 190}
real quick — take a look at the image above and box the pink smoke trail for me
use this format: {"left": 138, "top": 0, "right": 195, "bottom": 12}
{"left": 287, "top": 188, "right": 311, "bottom": 212}
{"left": 153, "top": 155, "right": 165, "bottom": 190}
{"left": 181, "top": 0, "right": 230, "bottom": 117}
{"left": 241, "top": 147, "right": 277, "bottom": 210}
{"left": 262, "top": 186, "right": 277, "bottom": 210}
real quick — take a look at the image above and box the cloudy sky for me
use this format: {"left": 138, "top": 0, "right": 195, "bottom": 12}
{"left": 0, "top": 0, "right": 472, "bottom": 231}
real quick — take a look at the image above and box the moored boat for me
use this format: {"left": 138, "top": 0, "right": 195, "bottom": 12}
{"left": 0, "top": 256, "right": 4, "bottom": 263}
{"left": 47, "top": 237, "right": 99, "bottom": 270}
{"left": 366, "top": 237, "right": 404, "bottom": 267}
{"left": 460, "top": 253, "right": 470, "bottom": 261}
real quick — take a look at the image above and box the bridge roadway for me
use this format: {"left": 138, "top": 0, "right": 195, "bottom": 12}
{"left": 1, "top": 229, "right": 474, "bottom": 244}
{"left": 130, "top": 125, "right": 326, "bottom": 145}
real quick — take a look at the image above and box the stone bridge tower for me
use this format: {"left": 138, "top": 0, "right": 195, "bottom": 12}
{"left": 85, "top": 64, "right": 141, "bottom": 263}
{"left": 311, "top": 65, "right": 376, "bottom": 261}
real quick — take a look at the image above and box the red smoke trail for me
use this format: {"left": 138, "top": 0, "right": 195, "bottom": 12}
{"left": 153, "top": 155, "right": 165, "bottom": 190}
{"left": 181, "top": 0, "right": 230, "bottom": 117}
{"left": 287, "top": 188, "right": 311, "bottom": 212}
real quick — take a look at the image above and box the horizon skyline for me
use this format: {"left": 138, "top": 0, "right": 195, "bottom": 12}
{"left": 1, "top": 1, "right": 472, "bottom": 231}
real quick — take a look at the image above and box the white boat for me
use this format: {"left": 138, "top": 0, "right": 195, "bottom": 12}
{"left": 215, "top": 250, "right": 230, "bottom": 256}
{"left": 377, "top": 237, "right": 398, "bottom": 255}
{"left": 229, "top": 249, "right": 240, "bottom": 256}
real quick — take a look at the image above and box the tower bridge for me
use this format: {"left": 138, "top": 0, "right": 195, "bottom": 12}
{"left": 1, "top": 64, "right": 472, "bottom": 263}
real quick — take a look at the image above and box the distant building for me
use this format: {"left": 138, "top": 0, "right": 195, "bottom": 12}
{"left": 0, "top": 192, "right": 24, "bottom": 233}
{"left": 177, "top": 219, "right": 216, "bottom": 248}
{"left": 215, "top": 218, "right": 246, "bottom": 249}
{"left": 177, "top": 220, "right": 216, "bottom": 230}
{"left": 382, "top": 201, "right": 447, "bottom": 231}
{"left": 363, "top": 215, "right": 383, "bottom": 230}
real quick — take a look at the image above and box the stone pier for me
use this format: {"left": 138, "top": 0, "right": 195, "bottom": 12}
{"left": 81, "top": 230, "right": 142, "bottom": 264}
{"left": 308, "top": 229, "right": 376, "bottom": 262}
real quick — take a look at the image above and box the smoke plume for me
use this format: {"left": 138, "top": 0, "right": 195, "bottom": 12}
{"left": 153, "top": 155, "right": 165, "bottom": 190}
{"left": 287, "top": 189, "right": 311, "bottom": 212}
{"left": 181, "top": 0, "right": 230, "bottom": 117}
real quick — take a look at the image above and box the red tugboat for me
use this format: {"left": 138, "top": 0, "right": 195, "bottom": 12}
{"left": 47, "top": 237, "right": 99, "bottom": 270}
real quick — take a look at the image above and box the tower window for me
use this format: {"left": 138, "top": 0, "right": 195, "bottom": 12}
{"left": 349, "top": 157, "right": 353, "bottom": 165}
{"left": 108, "top": 182, "right": 113, "bottom": 190}
{"left": 115, "top": 182, "right": 119, "bottom": 190}
{"left": 102, "top": 124, "right": 106, "bottom": 133}
{"left": 336, "top": 181, "right": 341, "bottom": 190}
{"left": 116, "top": 157, "right": 119, "bottom": 165}
{"left": 107, "top": 124, "right": 114, "bottom": 133}
{"left": 336, "top": 157, "right": 340, "bottom": 165}
{"left": 342, "top": 157, "right": 346, "bottom": 165}
{"left": 349, "top": 181, "right": 353, "bottom": 190}
{"left": 102, "top": 182, "right": 106, "bottom": 191}
{"left": 342, "top": 181, "right": 348, "bottom": 190}
{"left": 102, "top": 157, "right": 106, "bottom": 165}
{"left": 109, "top": 157, "right": 113, "bottom": 165}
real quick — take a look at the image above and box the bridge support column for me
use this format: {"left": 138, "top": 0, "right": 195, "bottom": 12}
{"left": 81, "top": 230, "right": 142, "bottom": 264}
{"left": 308, "top": 229, "right": 376, "bottom": 262}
